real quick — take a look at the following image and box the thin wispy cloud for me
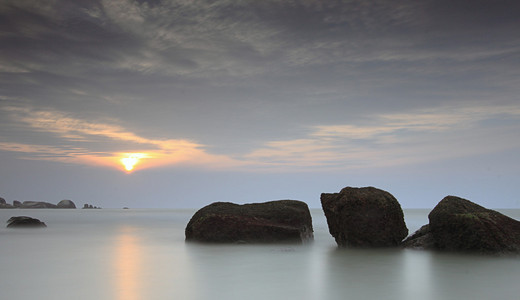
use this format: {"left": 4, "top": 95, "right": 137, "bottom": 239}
{"left": 246, "top": 104, "right": 520, "bottom": 170}
{"left": 0, "top": 105, "right": 246, "bottom": 171}
{"left": 2, "top": 102, "right": 520, "bottom": 172}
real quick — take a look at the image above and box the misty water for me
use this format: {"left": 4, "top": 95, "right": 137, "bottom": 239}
{"left": 1, "top": 209, "right": 519, "bottom": 300}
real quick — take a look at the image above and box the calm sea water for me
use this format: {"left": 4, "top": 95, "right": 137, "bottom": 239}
{"left": 1, "top": 208, "right": 519, "bottom": 300}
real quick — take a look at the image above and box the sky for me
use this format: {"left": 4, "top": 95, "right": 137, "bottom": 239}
{"left": 1, "top": 0, "right": 519, "bottom": 209}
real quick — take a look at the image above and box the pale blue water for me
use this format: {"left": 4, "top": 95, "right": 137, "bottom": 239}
{"left": 0, "top": 209, "right": 519, "bottom": 300}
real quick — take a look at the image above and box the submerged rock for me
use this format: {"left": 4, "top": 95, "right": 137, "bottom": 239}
{"left": 7, "top": 216, "right": 47, "bottom": 228}
{"left": 57, "top": 199, "right": 76, "bottom": 209}
{"left": 185, "top": 200, "right": 314, "bottom": 244}
{"left": 427, "top": 196, "right": 520, "bottom": 254}
{"left": 321, "top": 186, "right": 408, "bottom": 247}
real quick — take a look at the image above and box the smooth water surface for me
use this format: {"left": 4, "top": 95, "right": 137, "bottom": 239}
{"left": 1, "top": 209, "right": 519, "bottom": 300}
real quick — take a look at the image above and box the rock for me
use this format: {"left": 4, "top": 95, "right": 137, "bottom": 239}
{"left": 21, "top": 201, "right": 57, "bottom": 209}
{"left": 82, "top": 203, "right": 101, "bottom": 209}
{"left": 0, "top": 197, "right": 14, "bottom": 209}
{"left": 57, "top": 199, "right": 76, "bottom": 209}
{"left": 185, "top": 200, "right": 314, "bottom": 244}
{"left": 7, "top": 216, "right": 47, "bottom": 228}
{"left": 401, "top": 224, "right": 436, "bottom": 250}
{"left": 321, "top": 186, "right": 408, "bottom": 247}
{"left": 13, "top": 200, "right": 22, "bottom": 208}
{"left": 426, "top": 196, "right": 520, "bottom": 254}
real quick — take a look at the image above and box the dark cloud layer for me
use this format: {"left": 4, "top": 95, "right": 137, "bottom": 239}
{"left": 1, "top": 0, "right": 519, "bottom": 142}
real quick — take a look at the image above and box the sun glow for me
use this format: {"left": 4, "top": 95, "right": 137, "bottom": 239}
{"left": 120, "top": 153, "right": 147, "bottom": 172}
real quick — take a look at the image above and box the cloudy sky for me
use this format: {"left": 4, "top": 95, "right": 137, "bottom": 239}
{"left": 1, "top": 0, "right": 519, "bottom": 208}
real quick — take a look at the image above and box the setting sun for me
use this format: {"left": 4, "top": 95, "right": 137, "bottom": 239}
{"left": 120, "top": 153, "right": 147, "bottom": 172}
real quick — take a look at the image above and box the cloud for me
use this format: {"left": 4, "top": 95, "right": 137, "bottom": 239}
{"left": 2, "top": 102, "right": 520, "bottom": 172}
{"left": 245, "top": 104, "right": 520, "bottom": 170}
{"left": 0, "top": 105, "right": 247, "bottom": 171}
{"left": 1, "top": 0, "right": 519, "bottom": 174}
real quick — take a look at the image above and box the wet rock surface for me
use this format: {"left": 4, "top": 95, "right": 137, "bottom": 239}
{"left": 404, "top": 196, "right": 520, "bottom": 254}
{"left": 186, "top": 200, "right": 313, "bottom": 244}
{"left": 321, "top": 186, "right": 408, "bottom": 247}
{"left": 432, "top": 196, "right": 520, "bottom": 254}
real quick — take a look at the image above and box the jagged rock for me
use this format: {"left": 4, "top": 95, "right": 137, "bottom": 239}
{"left": 186, "top": 200, "right": 314, "bottom": 244}
{"left": 426, "top": 196, "right": 520, "bottom": 254}
{"left": 21, "top": 201, "right": 57, "bottom": 209}
{"left": 321, "top": 186, "right": 408, "bottom": 247}
{"left": 7, "top": 216, "right": 47, "bottom": 228}
{"left": 82, "top": 203, "right": 100, "bottom": 209}
{"left": 57, "top": 199, "right": 76, "bottom": 209}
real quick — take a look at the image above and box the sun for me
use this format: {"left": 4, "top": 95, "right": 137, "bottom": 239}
{"left": 120, "top": 153, "right": 147, "bottom": 172}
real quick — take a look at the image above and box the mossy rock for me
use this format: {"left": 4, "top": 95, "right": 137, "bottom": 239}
{"left": 321, "top": 186, "right": 408, "bottom": 247}
{"left": 185, "top": 200, "right": 313, "bottom": 244}
{"left": 428, "top": 196, "right": 520, "bottom": 254}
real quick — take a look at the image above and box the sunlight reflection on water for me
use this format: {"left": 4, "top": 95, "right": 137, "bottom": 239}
{"left": 114, "top": 227, "right": 141, "bottom": 300}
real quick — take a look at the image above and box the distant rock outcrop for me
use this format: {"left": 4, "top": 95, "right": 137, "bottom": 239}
{"left": 186, "top": 200, "right": 314, "bottom": 244}
{"left": 7, "top": 216, "right": 47, "bottom": 228}
{"left": 0, "top": 197, "right": 79, "bottom": 209}
{"left": 0, "top": 197, "right": 14, "bottom": 209}
{"left": 21, "top": 201, "right": 57, "bottom": 209}
{"left": 321, "top": 186, "right": 408, "bottom": 247}
{"left": 82, "top": 203, "right": 101, "bottom": 209}
{"left": 403, "top": 196, "right": 520, "bottom": 254}
{"left": 57, "top": 199, "right": 76, "bottom": 209}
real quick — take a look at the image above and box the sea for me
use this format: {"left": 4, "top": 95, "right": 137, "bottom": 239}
{"left": 1, "top": 208, "right": 519, "bottom": 300}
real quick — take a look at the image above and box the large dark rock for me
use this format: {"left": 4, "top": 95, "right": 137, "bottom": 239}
{"left": 7, "top": 216, "right": 47, "bottom": 228}
{"left": 321, "top": 186, "right": 408, "bottom": 247}
{"left": 426, "top": 196, "right": 520, "bottom": 254}
{"left": 21, "top": 201, "right": 57, "bottom": 209}
{"left": 57, "top": 199, "right": 76, "bottom": 209}
{"left": 185, "top": 200, "right": 314, "bottom": 244}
